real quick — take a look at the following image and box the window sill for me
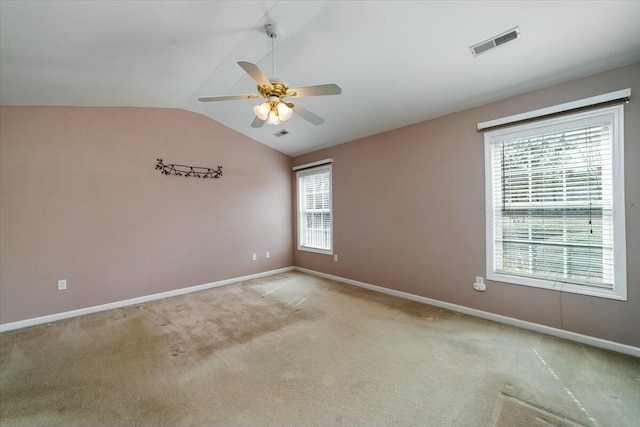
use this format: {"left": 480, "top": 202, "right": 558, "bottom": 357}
{"left": 487, "top": 271, "right": 626, "bottom": 301}
{"left": 297, "top": 246, "right": 333, "bottom": 256}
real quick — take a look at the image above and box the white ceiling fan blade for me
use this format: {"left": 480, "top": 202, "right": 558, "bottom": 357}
{"left": 198, "top": 94, "right": 259, "bottom": 102}
{"left": 238, "top": 61, "right": 272, "bottom": 87}
{"left": 293, "top": 105, "right": 325, "bottom": 125}
{"left": 289, "top": 84, "right": 342, "bottom": 97}
{"left": 251, "top": 116, "right": 266, "bottom": 128}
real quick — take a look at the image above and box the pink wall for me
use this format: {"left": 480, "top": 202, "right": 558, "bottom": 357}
{"left": 293, "top": 62, "right": 640, "bottom": 347}
{"left": 2, "top": 64, "right": 638, "bottom": 348}
{"left": 0, "top": 107, "right": 293, "bottom": 323}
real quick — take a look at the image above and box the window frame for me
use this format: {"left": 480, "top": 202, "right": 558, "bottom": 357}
{"left": 484, "top": 104, "right": 627, "bottom": 301}
{"left": 296, "top": 164, "right": 333, "bottom": 255}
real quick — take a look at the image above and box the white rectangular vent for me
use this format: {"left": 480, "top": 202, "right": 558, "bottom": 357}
{"left": 274, "top": 129, "right": 289, "bottom": 137}
{"left": 470, "top": 27, "right": 520, "bottom": 57}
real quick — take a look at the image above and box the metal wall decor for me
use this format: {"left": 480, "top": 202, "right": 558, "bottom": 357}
{"left": 155, "top": 159, "right": 222, "bottom": 179}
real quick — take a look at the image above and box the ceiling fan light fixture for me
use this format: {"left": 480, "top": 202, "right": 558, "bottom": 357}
{"left": 277, "top": 102, "right": 293, "bottom": 121}
{"left": 253, "top": 102, "right": 270, "bottom": 120}
{"left": 267, "top": 110, "right": 281, "bottom": 125}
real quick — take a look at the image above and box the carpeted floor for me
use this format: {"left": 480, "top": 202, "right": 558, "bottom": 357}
{"left": 1, "top": 271, "right": 639, "bottom": 426}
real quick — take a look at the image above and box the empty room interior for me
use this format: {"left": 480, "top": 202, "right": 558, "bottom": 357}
{"left": 1, "top": 1, "right": 639, "bottom": 426}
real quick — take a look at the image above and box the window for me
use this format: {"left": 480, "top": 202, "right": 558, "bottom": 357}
{"left": 484, "top": 105, "right": 626, "bottom": 300}
{"left": 297, "top": 164, "right": 332, "bottom": 254}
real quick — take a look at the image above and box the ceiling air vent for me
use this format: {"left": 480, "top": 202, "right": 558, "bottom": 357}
{"left": 274, "top": 129, "right": 289, "bottom": 137}
{"left": 470, "top": 27, "right": 520, "bottom": 57}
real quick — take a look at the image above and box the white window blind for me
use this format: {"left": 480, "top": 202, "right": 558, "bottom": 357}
{"left": 297, "top": 165, "right": 332, "bottom": 254}
{"left": 485, "top": 105, "right": 626, "bottom": 300}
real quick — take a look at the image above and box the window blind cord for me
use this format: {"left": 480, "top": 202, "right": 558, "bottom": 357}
{"left": 553, "top": 279, "right": 565, "bottom": 329}
{"left": 560, "top": 285, "right": 564, "bottom": 329}
{"left": 501, "top": 144, "right": 506, "bottom": 210}
{"left": 585, "top": 127, "right": 593, "bottom": 234}
{"left": 587, "top": 126, "right": 593, "bottom": 281}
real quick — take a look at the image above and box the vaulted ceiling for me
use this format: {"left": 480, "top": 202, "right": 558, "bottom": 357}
{"left": 1, "top": 1, "right": 639, "bottom": 156}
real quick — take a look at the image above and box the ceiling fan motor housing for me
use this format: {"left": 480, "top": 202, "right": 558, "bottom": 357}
{"left": 258, "top": 81, "right": 293, "bottom": 99}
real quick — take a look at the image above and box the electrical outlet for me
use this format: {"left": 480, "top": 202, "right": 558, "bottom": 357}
{"left": 252, "top": 253, "right": 257, "bottom": 261}
{"left": 58, "top": 279, "right": 67, "bottom": 291}
{"left": 334, "top": 254, "right": 338, "bottom": 262}
{"left": 473, "top": 281, "right": 486, "bottom": 292}
{"left": 266, "top": 251, "right": 270, "bottom": 259}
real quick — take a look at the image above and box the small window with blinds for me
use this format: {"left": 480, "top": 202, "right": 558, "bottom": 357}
{"left": 297, "top": 165, "right": 333, "bottom": 254}
{"left": 484, "top": 105, "right": 626, "bottom": 300}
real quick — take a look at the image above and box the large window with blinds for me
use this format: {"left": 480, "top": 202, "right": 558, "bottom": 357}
{"left": 484, "top": 105, "right": 626, "bottom": 300}
{"left": 297, "top": 164, "right": 332, "bottom": 254}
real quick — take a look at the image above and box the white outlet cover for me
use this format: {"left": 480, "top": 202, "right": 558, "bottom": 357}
{"left": 473, "top": 282, "right": 486, "bottom": 292}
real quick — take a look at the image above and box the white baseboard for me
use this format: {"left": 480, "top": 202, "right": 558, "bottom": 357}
{"left": 295, "top": 267, "right": 640, "bottom": 358}
{"left": 4, "top": 265, "right": 638, "bottom": 358}
{"left": 0, "top": 267, "right": 295, "bottom": 333}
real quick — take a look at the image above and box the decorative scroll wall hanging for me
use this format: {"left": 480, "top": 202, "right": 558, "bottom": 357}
{"left": 156, "top": 159, "right": 223, "bottom": 179}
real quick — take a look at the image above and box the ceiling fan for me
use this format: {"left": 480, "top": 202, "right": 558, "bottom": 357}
{"left": 198, "top": 23, "right": 342, "bottom": 128}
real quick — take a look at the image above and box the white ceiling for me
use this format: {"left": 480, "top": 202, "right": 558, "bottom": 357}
{"left": 1, "top": 1, "right": 639, "bottom": 156}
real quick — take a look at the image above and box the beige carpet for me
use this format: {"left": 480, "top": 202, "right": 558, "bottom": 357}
{"left": 1, "top": 271, "right": 639, "bottom": 426}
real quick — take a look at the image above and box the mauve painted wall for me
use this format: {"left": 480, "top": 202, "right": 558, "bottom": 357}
{"left": 293, "top": 62, "right": 640, "bottom": 347}
{"left": 0, "top": 107, "right": 293, "bottom": 324}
